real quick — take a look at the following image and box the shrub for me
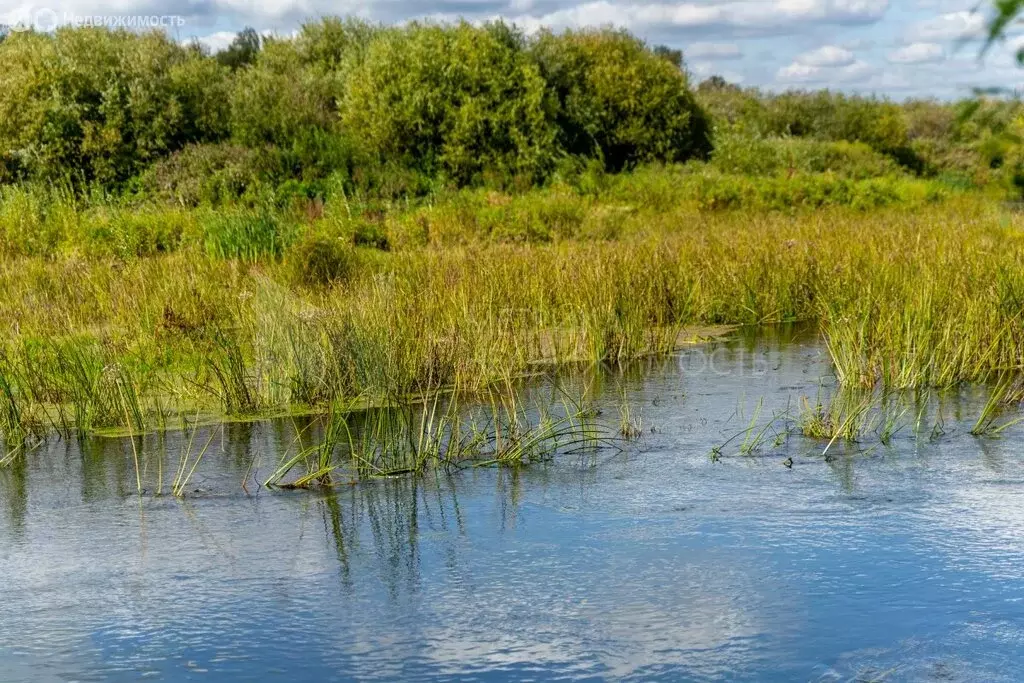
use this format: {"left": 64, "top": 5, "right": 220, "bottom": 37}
{"left": 759, "top": 91, "right": 909, "bottom": 153}
{"left": 532, "top": 28, "right": 712, "bottom": 171}
{"left": 711, "top": 133, "right": 898, "bottom": 179}
{"left": 228, "top": 39, "right": 340, "bottom": 150}
{"left": 142, "top": 143, "right": 268, "bottom": 206}
{"left": 342, "top": 21, "right": 557, "bottom": 186}
{"left": 0, "top": 28, "right": 229, "bottom": 187}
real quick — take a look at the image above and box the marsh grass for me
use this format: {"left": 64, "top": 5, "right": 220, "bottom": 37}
{"left": 970, "top": 374, "right": 1024, "bottom": 436}
{"left": 263, "top": 382, "right": 617, "bottom": 487}
{"left": 0, "top": 195, "right": 1022, "bottom": 449}
{"left": 616, "top": 387, "right": 644, "bottom": 439}
{"left": 171, "top": 420, "right": 218, "bottom": 496}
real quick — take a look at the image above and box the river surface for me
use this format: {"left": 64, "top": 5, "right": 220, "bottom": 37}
{"left": 3, "top": 328, "right": 1024, "bottom": 682}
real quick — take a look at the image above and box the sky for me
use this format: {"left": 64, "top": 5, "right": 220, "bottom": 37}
{"left": 1, "top": 0, "right": 1022, "bottom": 99}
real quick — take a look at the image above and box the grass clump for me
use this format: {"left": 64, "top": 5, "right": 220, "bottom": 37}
{"left": 285, "top": 233, "right": 356, "bottom": 287}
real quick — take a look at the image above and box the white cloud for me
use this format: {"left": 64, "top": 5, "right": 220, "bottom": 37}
{"left": 686, "top": 42, "right": 742, "bottom": 59}
{"left": 194, "top": 31, "right": 237, "bottom": 53}
{"left": 908, "top": 10, "right": 985, "bottom": 41}
{"left": 777, "top": 61, "right": 822, "bottom": 82}
{"left": 887, "top": 42, "right": 945, "bottom": 63}
{"left": 795, "top": 44, "right": 855, "bottom": 66}
{"left": 509, "top": 0, "right": 890, "bottom": 33}
{"left": 776, "top": 58, "right": 876, "bottom": 83}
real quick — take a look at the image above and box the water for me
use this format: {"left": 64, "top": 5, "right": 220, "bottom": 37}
{"left": 3, "top": 329, "right": 1024, "bottom": 682}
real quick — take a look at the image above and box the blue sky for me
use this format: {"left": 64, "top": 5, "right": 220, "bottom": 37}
{"left": 1, "top": 0, "right": 1022, "bottom": 98}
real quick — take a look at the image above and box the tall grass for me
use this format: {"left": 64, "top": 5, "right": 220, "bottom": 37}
{"left": 0, "top": 190, "right": 1021, "bottom": 447}
{"left": 263, "top": 383, "right": 613, "bottom": 486}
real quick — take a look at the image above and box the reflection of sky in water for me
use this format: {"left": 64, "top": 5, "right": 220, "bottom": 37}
{"left": 3, "top": 330, "right": 1024, "bottom": 680}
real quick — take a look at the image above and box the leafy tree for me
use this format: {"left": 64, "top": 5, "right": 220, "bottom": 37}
{"left": 295, "top": 16, "right": 378, "bottom": 71}
{"left": 531, "top": 28, "right": 712, "bottom": 171}
{"left": 653, "top": 45, "right": 683, "bottom": 69}
{"left": 342, "top": 21, "right": 558, "bottom": 186}
{"left": 216, "top": 27, "right": 262, "bottom": 71}
{"left": 229, "top": 38, "right": 339, "bottom": 148}
{"left": 0, "top": 28, "right": 229, "bottom": 186}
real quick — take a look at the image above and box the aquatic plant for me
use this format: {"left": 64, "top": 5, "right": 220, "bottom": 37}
{"left": 970, "top": 374, "right": 1024, "bottom": 436}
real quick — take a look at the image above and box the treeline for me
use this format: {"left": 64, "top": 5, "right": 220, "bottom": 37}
{"left": 0, "top": 18, "right": 1021, "bottom": 207}
{"left": 696, "top": 78, "right": 1024, "bottom": 190}
{"left": 0, "top": 19, "right": 712, "bottom": 201}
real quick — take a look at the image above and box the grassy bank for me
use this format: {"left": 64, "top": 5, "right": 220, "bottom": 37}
{"left": 0, "top": 181, "right": 1021, "bottom": 444}
{"left": 2, "top": 20, "right": 1024, "bottom": 453}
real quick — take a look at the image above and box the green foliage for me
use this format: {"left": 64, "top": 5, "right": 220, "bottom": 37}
{"left": 215, "top": 27, "right": 262, "bottom": 70}
{"left": 0, "top": 28, "right": 229, "bottom": 187}
{"left": 710, "top": 132, "right": 898, "bottom": 179}
{"left": 684, "top": 169, "right": 948, "bottom": 212}
{"left": 342, "top": 21, "right": 557, "bottom": 186}
{"left": 142, "top": 143, "right": 267, "bottom": 206}
{"left": 203, "top": 210, "right": 294, "bottom": 260}
{"left": 228, "top": 38, "right": 339, "bottom": 150}
{"left": 533, "top": 28, "right": 712, "bottom": 170}
{"left": 758, "top": 91, "right": 909, "bottom": 152}
{"left": 0, "top": 15, "right": 1018, "bottom": 205}
{"left": 295, "top": 16, "right": 378, "bottom": 71}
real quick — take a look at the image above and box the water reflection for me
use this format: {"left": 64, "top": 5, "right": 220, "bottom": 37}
{"left": 2, "top": 336, "right": 1024, "bottom": 680}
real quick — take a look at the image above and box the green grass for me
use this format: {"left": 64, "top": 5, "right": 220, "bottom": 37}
{"left": 0, "top": 173, "right": 1020, "bottom": 453}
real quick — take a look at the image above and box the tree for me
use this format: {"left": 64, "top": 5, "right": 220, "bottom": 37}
{"left": 216, "top": 27, "right": 262, "bottom": 70}
{"left": 531, "top": 28, "right": 712, "bottom": 171}
{"left": 342, "top": 21, "right": 558, "bottom": 185}
{"left": 0, "top": 28, "right": 230, "bottom": 186}
{"left": 653, "top": 45, "right": 683, "bottom": 69}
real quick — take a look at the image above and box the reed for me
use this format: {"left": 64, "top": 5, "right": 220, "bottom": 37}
{"left": 262, "top": 382, "right": 615, "bottom": 486}
{"left": 970, "top": 374, "right": 1024, "bottom": 436}
{"left": 0, "top": 192, "right": 1023, "bottom": 447}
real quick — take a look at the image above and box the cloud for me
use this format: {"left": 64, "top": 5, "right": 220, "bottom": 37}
{"left": 908, "top": 10, "right": 985, "bottom": 41}
{"left": 795, "top": 44, "right": 855, "bottom": 66}
{"left": 194, "top": 30, "right": 237, "bottom": 52}
{"left": 777, "top": 61, "right": 822, "bottom": 82}
{"left": 507, "top": 0, "right": 890, "bottom": 34}
{"left": 887, "top": 41, "right": 945, "bottom": 63}
{"left": 686, "top": 42, "right": 742, "bottom": 59}
{"left": 776, "top": 58, "right": 876, "bottom": 83}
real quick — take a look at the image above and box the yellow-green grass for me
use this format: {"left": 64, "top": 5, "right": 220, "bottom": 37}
{"left": 0, "top": 190, "right": 1021, "bottom": 442}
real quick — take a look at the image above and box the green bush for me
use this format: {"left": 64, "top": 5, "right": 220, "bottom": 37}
{"left": 684, "top": 169, "right": 948, "bottom": 212}
{"left": 532, "top": 28, "right": 712, "bottom": 171}
{"left": 711, "top": 133, "right": 898, "bottom": 179}
{"left": 0, "top": 28, "right": 229, "bottom": 186}
{"left": 342, "top": 21, "right": 557, "bottom": 186}
{"left": 75, "top": 207, "right": 191, "bottom": 258}
{"left": 229, "top": 39, "right": 339, "bottom": 150}
{"left": 142, "top": 143, "right": 268, "bottom": 206}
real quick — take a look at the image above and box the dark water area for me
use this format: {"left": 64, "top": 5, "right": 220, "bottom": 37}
{"left": 4, "top": 328, "right": 1024, "bottom": 682}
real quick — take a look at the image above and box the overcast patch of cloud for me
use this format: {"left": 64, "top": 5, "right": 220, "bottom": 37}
{"left": 505, "top": 0, "right": 891, "bottom": 34}
{"left": 776, "top": 57, "right": 876, "bottom": 84}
